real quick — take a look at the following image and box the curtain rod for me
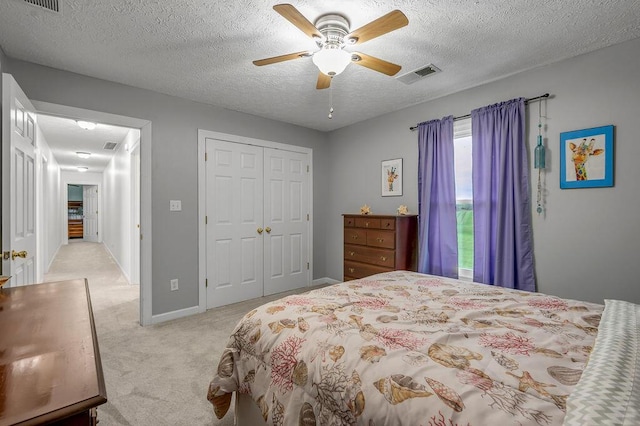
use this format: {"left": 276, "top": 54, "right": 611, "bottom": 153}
{"left": 409, "top": 93, "right": 550, "bottom": 131}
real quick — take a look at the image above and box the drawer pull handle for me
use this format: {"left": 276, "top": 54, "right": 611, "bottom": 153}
{"left": 349, "top": 268, "right": 355, "bottom": 273}
{"left": 380, "top": 256, "right": 387, "bottom": 262}
{"left": 386, "top": 223, "right": 390, "bottom": 227}
{"left": 349, "top": 251, "right": 355, "bottom": 256}
{"left": 351, "top": 235, "right": 358, "bottom": 240}
{"left": 376, "top": 238, "right": 384, "bottom": 242}
{"left": 365, "top": 222, "right": 369, "bottom": 227}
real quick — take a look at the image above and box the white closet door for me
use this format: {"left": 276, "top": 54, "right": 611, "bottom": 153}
{"left": 263, "top": 148, "right": 309, "bottom": 295}
{"left": 83, "top": 185, "right": 99, "bottom": 242}
{"left": 206, "top": 139, "right": 264, "bottom": 308}
{"left": 2, "top": 73, "right": 37, "bottom": 287}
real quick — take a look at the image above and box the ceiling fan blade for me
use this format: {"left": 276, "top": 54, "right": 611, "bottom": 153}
{"left": 253, "top": 51, "right": 311, "bottom": 66}
{"left": 273, "top": 4, "right": 322, "bottom": 39}
{"left": 346, "top": 10, "right": 408, "bottom": 45}
{"left": 352, "top": 52, "right": 402, "bottom": 76}
{"left": 316, "top": 73, "right": 332, "bottom": 90}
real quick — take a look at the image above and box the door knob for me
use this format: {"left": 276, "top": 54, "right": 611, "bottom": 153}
{"left": 265, "top": 227, "right": 271, "bottom": 234}
{"left": 11, "top": 250, "right": 27, "bottom": 260}
{"left": 257, "top": 228, "right": 264, "bottom": 234}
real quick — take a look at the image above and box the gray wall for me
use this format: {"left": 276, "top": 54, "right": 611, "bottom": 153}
{"left": 327, "top": 37, "right": 640, "bottom": 305}
{"left": 5, "top": 58, "right": 330, "bottom": 315}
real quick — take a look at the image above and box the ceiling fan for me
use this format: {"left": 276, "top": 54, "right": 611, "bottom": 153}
{"left": 253, "top": 4, "right": 409, "bottom": 89}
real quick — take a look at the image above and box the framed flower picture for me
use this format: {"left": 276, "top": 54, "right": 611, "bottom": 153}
{"left": 381, "top": 158, "right": 403, "bottom": 196}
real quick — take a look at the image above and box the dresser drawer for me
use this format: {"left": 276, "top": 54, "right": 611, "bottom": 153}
{"left": 380, "top": 218, "right": 395, "bottom": 230}
{"left": 344, "top": 261, "right": 393, "bottom": 279}
{"left": 344, "top": 228, "right": 367, "bottom": 245}
{"left": 344, "top": 216, "right": 356, "bottom": 227}
{"left": 366, "top": 230, "right": 395, "bottom": 249}
{"left": 344, "top": 244, "right": 395, "bottom": 268}
{"left": 355, "top": 217, "right": 380, "bottom": 229}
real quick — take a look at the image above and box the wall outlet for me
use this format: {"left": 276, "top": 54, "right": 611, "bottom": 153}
{"left": 169, "top": 200, "right": 182, "bottom": 211}
{"left": 170, "top": 279, "right": 179, "bottom": 291}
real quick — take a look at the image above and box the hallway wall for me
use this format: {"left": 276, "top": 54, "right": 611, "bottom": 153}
{"left": 102, "top": 128, "right": 140, "bottom": 283}
{"left": 36, "top": 125, "right": 62, "bottom": 278}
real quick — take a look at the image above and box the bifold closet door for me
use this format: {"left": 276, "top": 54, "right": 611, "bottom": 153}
{"left": 206, "top": 139, "right": 310, "bottom": 309}
{"left": 263, "top": 148, "right": 309, "bottom": 295}
{"left": 206, "top": 139, "right": 264, "bottom": 308}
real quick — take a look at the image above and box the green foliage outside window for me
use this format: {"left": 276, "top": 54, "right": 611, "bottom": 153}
{"left": 456, "top": 203, "right": 473, "bottom": 271}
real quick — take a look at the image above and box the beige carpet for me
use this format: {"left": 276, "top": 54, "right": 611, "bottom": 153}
{"left": 44, "top": 241, "right": 325, "bottom": 426}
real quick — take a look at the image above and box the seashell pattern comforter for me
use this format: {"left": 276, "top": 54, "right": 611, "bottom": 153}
{"left": 207, "top": 271, "right": 603, "bottom": 425}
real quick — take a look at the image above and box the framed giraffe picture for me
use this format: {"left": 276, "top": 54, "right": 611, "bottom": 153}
{"left": 560, "top": 125, "right": 614, "bottom": 189}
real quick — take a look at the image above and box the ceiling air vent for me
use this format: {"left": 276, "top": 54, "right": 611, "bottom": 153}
{"left": 22, "top": 0, "right": 61, "bottom": 13}
{"left": 103, "top": 142, "right": 119, "bottom": 151}
{"left": 396, "top": 64, "right": 441, "bottom": 85}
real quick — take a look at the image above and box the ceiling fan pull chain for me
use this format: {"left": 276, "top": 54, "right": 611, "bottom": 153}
{"left": 328, "top": 82, "right": 334, "bottom": 119}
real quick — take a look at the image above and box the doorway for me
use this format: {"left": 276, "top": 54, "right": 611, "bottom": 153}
{"left": 67, "top": 184, "right": 85, "bottom": 240}
{"left": 32, "top": 100, "right": 152, "bottom": 326}
{"left": 66, "top": 184, "right": 99, "bottom": 242}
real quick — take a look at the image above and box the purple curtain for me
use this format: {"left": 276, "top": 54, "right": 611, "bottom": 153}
{"left": 417, "top": 116, "right": 458, "bottom": 278}
{"left": 471, "top": 98, "right": 535, "bottom": 291}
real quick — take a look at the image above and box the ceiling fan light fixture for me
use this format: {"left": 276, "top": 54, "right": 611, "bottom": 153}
{"left": 77, "top": 120, "right": 96, "bottom": 130}
{"left": 76, "top": 151, "right": 91, "bottom": 159}
{"left": 313, "top": 47, "right": 352, "bottom": 76}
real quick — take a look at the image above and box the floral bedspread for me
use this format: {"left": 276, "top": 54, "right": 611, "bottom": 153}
{"left": 207, "top": 271, "right": 603, "bottom": 426}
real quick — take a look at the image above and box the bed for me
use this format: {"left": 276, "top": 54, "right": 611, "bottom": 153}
{"left": 207, "top": 271, "right": 639, "bottom": 425}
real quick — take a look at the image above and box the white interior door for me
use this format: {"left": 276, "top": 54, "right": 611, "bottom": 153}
{"left": 83, "top": 185, "right": 99, "bottom": 242}
{"left": 206, "top": 139, "right": 264, "bottom": 308}
{"left": 263, "top": 149, "right": 309, "bottom": 295}
{"left": 2, "top": 73, "right": 38, "bottom": 287}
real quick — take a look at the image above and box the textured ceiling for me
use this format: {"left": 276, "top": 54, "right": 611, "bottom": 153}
{"left": 1, "top": 0, "right": 640, "bottom": 132}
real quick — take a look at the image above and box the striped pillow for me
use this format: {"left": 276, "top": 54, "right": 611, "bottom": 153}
{"left": 564, "top": 299, "right": 640, "bottom": 425}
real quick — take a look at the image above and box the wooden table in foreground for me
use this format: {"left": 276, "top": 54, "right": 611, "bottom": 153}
{"left": 0, "top": 279, "right": 107, "bottom": 426}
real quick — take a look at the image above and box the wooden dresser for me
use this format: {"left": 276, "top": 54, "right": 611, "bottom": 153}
{"left": 0, "top": 279, "right": 107, "bottom": 426}
{"left": 343, "top": 214, "right": 418, "bottom": 281}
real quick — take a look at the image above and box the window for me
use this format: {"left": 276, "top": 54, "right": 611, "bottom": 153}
{"left": 454, "top": 118, "right": 473, "bottom": 279}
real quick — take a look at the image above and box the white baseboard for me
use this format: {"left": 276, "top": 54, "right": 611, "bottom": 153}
{"left": 103, "top": 242, "right": 132, "bottom": 284}
{"left": 152, "top": 279, "right": 338, "bottom": 325}
{"left": 47, "top": 242, "right": 62, "bottom": 273}
{"left": 151, "top": 305, "right": 201, "bottom": 325}
{"left": 312, "top": 277, "right": 341, "bottom": 286}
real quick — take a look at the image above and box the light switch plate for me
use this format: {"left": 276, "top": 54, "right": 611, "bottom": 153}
{"left": 169, "top": 200, "right": 182, "bottom": 211}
